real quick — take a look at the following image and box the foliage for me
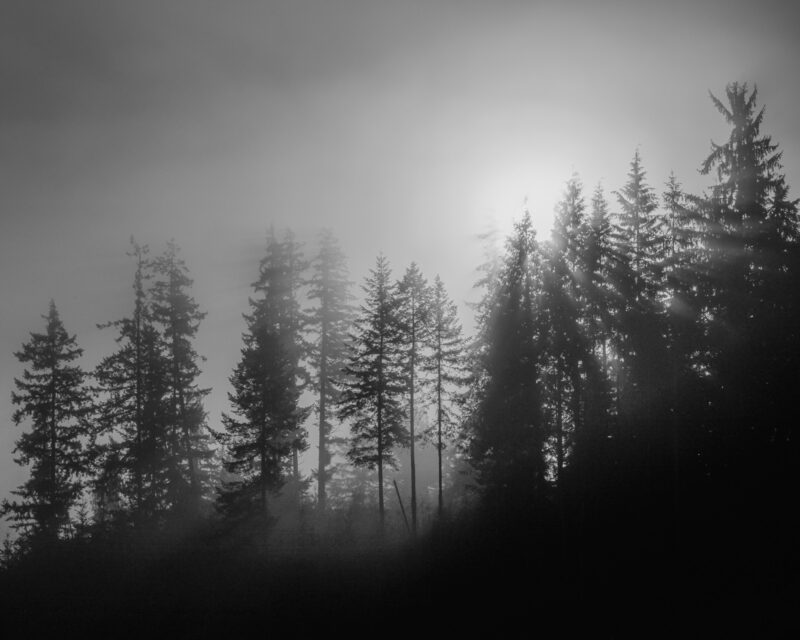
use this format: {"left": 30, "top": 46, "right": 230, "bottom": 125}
{"left": 2, "top": 302, "right": 91, "bottom": 544}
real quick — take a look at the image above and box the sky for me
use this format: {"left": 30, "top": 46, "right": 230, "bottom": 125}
{"left": 2, "top": 0, "right": 800, "bottom": 529}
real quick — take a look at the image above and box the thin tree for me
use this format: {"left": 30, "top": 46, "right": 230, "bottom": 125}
{"left": 421, "top": 275, "right": 467, "bottom": 517}
{"left": 338, "top": 254, "right": 407, "bottom": 529}
{"left": 545, "top": 174, "right": 588, "bottom": 488}
{"left": 306, "top": 230, "right": 353, "bottom": 509}
{"left": 396, "top": 262, "right": 431, "bottom": 534}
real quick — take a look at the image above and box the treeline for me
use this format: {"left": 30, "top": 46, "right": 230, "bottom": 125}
{"left": 2, "top": 82, "right": 799, "bottom": 579}
{"left": 465, "top": 82, "right": 800, "bottom": 566}
{"left": 1, "top": 227, "right": 469, "bottom": 554}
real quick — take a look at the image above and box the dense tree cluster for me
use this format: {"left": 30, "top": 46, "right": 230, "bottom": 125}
{"left": 2, "top": 228, "right": 467, "bottom": 550}
{"left": 2, "top": 84, "right": 798, "bottom": 584}
{"left": 467, "top": 84, "right": 800, "bottom": 555}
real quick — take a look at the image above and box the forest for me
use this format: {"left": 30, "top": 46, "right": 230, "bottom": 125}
{"left": 1, "top": 82, "right": 798, "bottom": 632}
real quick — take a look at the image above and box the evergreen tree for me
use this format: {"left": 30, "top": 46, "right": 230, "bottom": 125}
{"left": 611, "top": 151, "right": 671, "bottom": 467}
{"left": 573, "top": 183, "right": 617, "bottom": 488}
{"left": 698, "top": 82, "right": 800, "bottom": 463}
{"left": 658, "top": 174, "right": 706, "bottom": 537}
{"left": 338, "top": 254, "right": 408, "bottom": 527}
{"left": 92, "top": 239, "right": 169, "bottom": 526}
{"left": 614, "top": 150, "right": 666, "bottom": 303}
{"left": 466, "top": 212, "right": 547, "bottom": 507}
{"left": 218, "top": 230, "right": 309, "bottom": 521}
{"left": 2, "top": 302, "right": 91, "bottom": 544}
{"left": 306, "top": 230, "right": 353, "bottom": 509}
{"left": 544, "top": 175, "right": 589, "bottom": 487}
{"left": 421, "top": 275, "right": 468, "bottom": 517}
{"left": 275, "top": 229, "right": 310, "bottom": 483}
{"left": 396, "top": 262, "right": 431, "bottom": 534}
{"left": 150, "top": 241, "right": 214, "bottom": 519}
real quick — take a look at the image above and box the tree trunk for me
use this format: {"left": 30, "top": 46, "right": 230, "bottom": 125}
{"left": 409, "top": 303, "right": 417, "bottom": 535}
{"left": 437, "top": 356, "right": 444, "bottom": 517}
{"left": 50, "top": 365, "right": 58, "bottom": 539}
{"left": 317, "top": 334, "right": 328, "bottom": 508}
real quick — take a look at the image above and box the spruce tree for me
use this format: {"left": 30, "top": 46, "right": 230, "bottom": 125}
{"left": 218, "top": 230, "right": 309, "bottom": 521}
{"left": 2, "top": 301, "right": 91, "bottom": 544}
{"left": 421, "top": 275, "right": 467, "bottom": 517}
{"left": 545, "top": 175, "right": 589, "bottom": 488}
{"left": 306, "top": 230, "right": 353, "bottom": 509}
{"left": 338, "top": 254, "right": 407, "bottom": 528}
{"left": 275, "top": 229, "right": 309, "bottom": 483}
{"left": 92, "top": 238, "right": 169, "bottom": 526}
{"left": 396, "top": 262, "right": 431, "bottom": 534}
{"left": 698, "top": 82, "right": 800, "bottom": 462}
{"left": 581, "top": 184, "right": 618, "bottom": 407}
{"left": 150, "top": 241, "right": 214, "bottom": 519}
{"left": 614, "top": 150, "right": 665, "bottom": 303}
{"left": 611, "top": 151, "right": 670, "bottom": 467}
{"left": 466, "top": 212, "right": 547, "bottom": 507}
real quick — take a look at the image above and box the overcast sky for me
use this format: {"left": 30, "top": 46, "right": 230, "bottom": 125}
{"left": 2, "top": 0, "right": 799, "bottom": 525}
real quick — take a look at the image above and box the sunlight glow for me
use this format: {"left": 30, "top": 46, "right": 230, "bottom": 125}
{"left": 476, "top": 163, "right": 567, "bottom": 241}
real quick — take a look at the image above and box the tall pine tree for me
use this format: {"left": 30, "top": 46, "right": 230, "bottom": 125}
{"left": 396, "top": 262, "right": 431, "bottom": 534}
{"left": 338, "top": 254, "right": 407, "bottom": 528}
{"left": 421, "top": 275, "right": 467, "bottom": 517}
{"left": 2, "top": 302, "right": 91, "bottom": 544}
{"left": 150, "top": 241, "right": 214, "bottom": 520}
{"left": 306, "top": 230, "right": 353, "bottom": 509}
{"left": 92, "top": 239, "right": 170, "bottom": 527}
{"left": 218, "top": 230, "right": 309, "bottom": 521}
{"left": 467, "top": 212, "right": 547, "bottom": 508}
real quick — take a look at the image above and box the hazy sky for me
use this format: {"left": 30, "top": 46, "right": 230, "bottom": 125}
{"left": 2, "top": 0, "right": 799, "bottom": 524}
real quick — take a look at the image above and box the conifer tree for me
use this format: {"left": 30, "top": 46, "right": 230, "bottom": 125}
{"left": 698, "top": 82, "right": 800, "bottom": 459}
{"left": 396, "top": 262, "right": 431, "bottom": 534}
{"left": 545, "top": 175, "right": 589, "bottom": 487}
{"left": 306, "top": 230, "right": 353, "bottom": 509}
{"left": 338, "top": 254, "right": 407, "bottom": 527}
{"left": 92, "top": 239, "right": 170, "bottom": 526}
{"left": 150, "top": 241, "right": 214, "bottom": 519}
{"left": 581, "top": 183, "right": 616, "bottom": 416}
{"left": 275, "top": 229, "right": 309, "bottom": 483}
{"left": 614, "top": 150, "right": 666, "bottom": 304}
{"left": 661, "top": 173, "right": 704, "bottom": 370}
{"left": 421, "top": 275, "right": 467, "bottom": 516}
{"left": 570, "top": 184, "right": 618, "bottom": 510}
{"left": 218, "top": 230, "right": 309, "bottom": 520}
{"left": 467, "top": 212, "right": 547, "bottom": 506}
{"left": 611, "top": 151, "right": 670, "bottom": 460}
{"left": 2, "top": 302, "right": 91, "bottom": 544}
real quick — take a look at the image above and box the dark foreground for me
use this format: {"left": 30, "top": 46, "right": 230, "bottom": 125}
{"left": 1, "top": 496, "right": 797, "bottom": 637}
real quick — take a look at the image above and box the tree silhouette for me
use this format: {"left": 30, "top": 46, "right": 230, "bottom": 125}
{"left": 2, "top": 301, "right": 91, "bottom": 545}
{"left": 697, "top": 82, "right": 800, "bottom": 477}
{"left": 218, "top": 230, "right": 309, "bottom": 521}
{"left": 421, "top": 275, "right": 467, "bottom": 517}
{"left": 306, "top": 230, "right": 353, "bottom": 509}
{"left": 396, "top": 262, "right": 431, "bottom": 533}
{"left": 338, "top": 254, "right": 407, "bottom": 528}
{"left": 150, "top": 241, "right": 214, "bottom": 520}
{"left": 467, "top": 212, "right": 547, "bottom": 507}
{"left": 91, "top": 238, "right": 176, "bottom": 528}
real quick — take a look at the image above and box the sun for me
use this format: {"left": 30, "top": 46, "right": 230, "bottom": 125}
{"left": 476, "top": 162, "right": 568, "bottom": 242}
